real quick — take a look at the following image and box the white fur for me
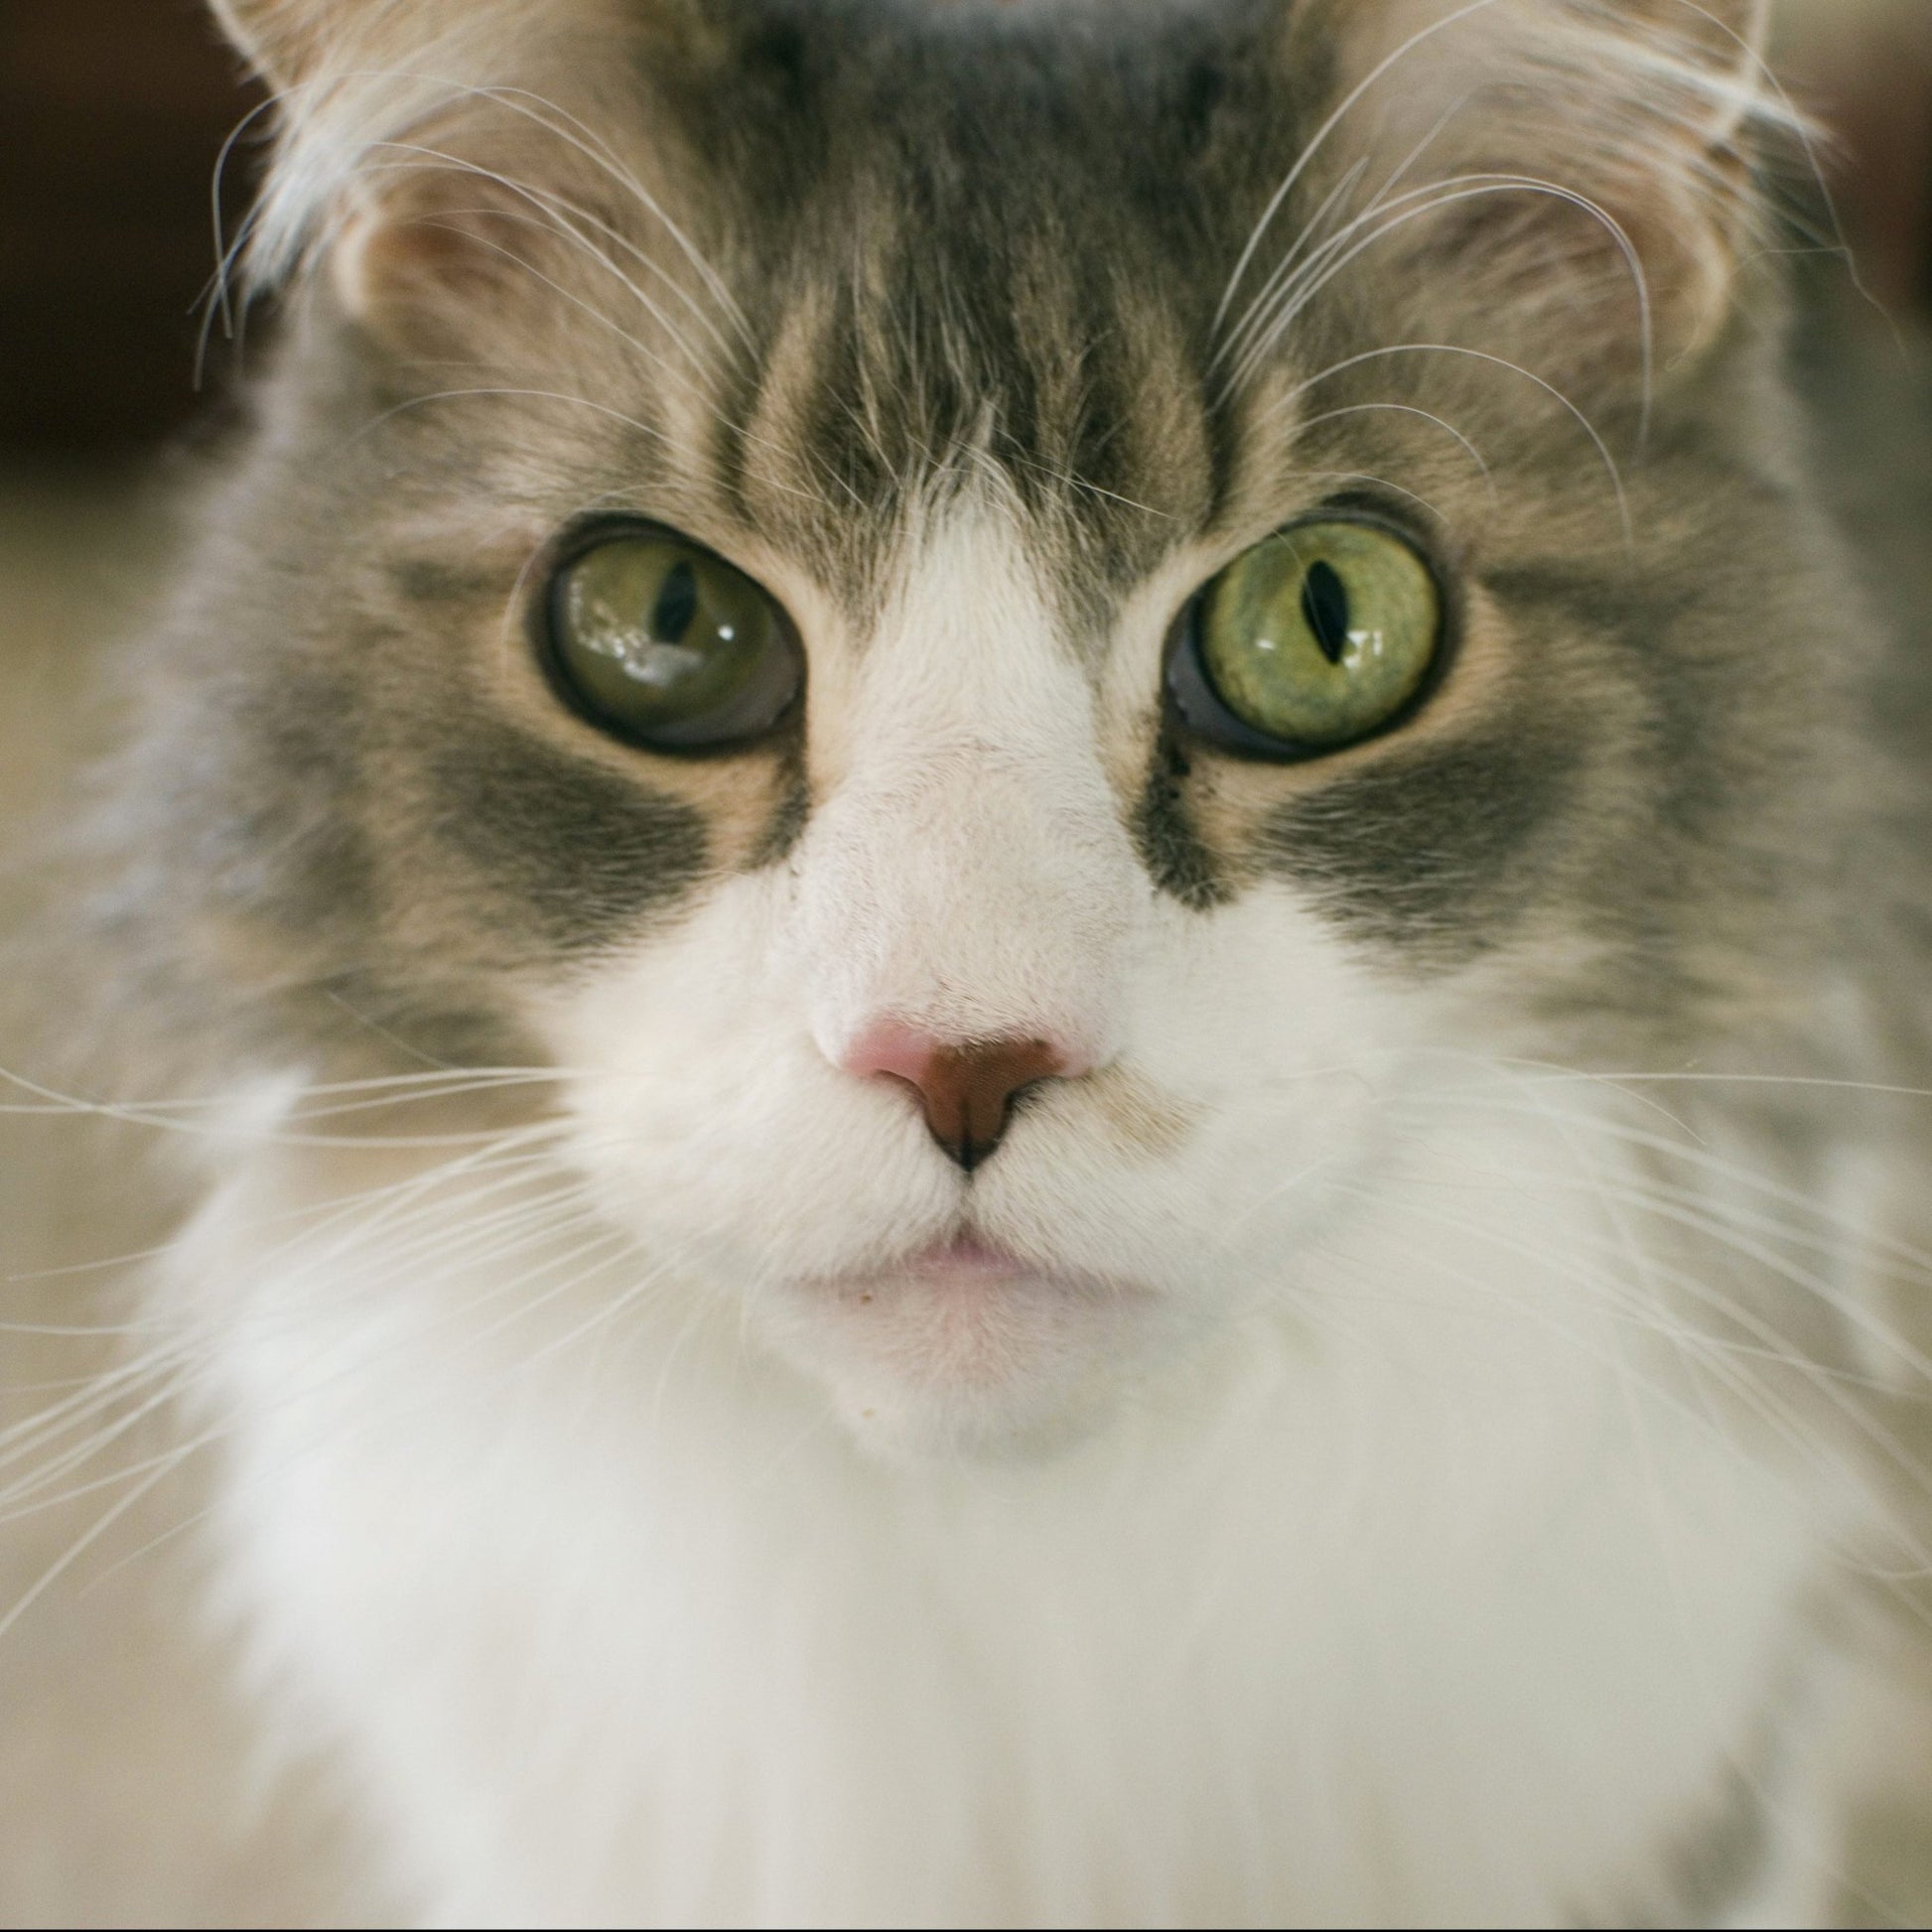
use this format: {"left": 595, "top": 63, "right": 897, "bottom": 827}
{"left": 162, "top": 501, "right": 1870, "bottom": 1924}
{"left": 176, "top": 1102, "right": 1846, "bottom": 1926}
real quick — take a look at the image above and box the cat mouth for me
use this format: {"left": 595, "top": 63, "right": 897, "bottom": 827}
{"left": 887, "top": 1235, "right": 1035, "bottom": 1286}
{"left": 764, "top": 1233, "right": 1172, "bottom": 1447}
{"left": 788, "top": 1233, "right": 1160, "bottom": 1362}
{"left": 809, "top": 1233, "right": 1120, "bottom": 1304}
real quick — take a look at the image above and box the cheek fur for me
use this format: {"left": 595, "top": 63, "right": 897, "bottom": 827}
{"left": 419, "top": 714, "right": 711, "bottom": 952}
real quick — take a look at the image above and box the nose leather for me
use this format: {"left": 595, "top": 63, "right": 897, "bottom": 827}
{"left": 846, "top": 1028, "right": 1072, "bottom": 1172}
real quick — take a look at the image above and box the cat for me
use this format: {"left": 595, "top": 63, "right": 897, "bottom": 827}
{"left": 50, "top": 0, "right": 1932, "bottom": 1922}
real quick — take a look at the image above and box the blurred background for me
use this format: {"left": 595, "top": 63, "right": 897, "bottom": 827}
{"left": 0, "top": 0, "right": 263, "bottom": 453}
{"left": 0, "top": 1, "right": 1928, "bottom": 1925}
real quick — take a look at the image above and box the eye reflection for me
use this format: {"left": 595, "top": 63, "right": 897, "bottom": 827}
{"left": 544, "top": 527, "right": 801, "bottom": 751}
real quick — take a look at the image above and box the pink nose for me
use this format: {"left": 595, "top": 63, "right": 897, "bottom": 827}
{"left": 842, "top": 1023, "right": 1079, "bottom": 1172}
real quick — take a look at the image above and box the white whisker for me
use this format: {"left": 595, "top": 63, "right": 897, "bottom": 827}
{"left": 1227, "top": 175, "right": 1652, "bottom": 428}
{"left": 1265, "top": 342, "right": 1632, "bottom": 541}
{"left": 1212, "top": 0, "right": 1507, "bottom": 336}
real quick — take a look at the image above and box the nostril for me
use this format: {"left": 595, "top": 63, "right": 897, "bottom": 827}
{"left": 840, "top": 1022, "right": 1078, "bottom": 1172}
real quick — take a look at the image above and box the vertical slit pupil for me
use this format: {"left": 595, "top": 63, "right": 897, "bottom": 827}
{"left": 652, "top": 559, "right": 701, "bottom": 643}
{"left": 1301, "top": 559, "right": 1351, "bottom": 665}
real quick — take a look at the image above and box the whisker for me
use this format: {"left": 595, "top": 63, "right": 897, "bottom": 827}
{"left": 1264, "top": 345, "right": 1632, "bottom": 544}
{"left": 1220, "top": 91, "right": 1486, "bottom": 378}
{"left": 1212, "top": 0, "right": 1507, "bottom": 336}
{"left": 1405, "top": 1087, "right": 1932, "bottom": 1307}
{"left": 0, "top": 1442, "right": 203, "bottom": 1644}
{"left": 1230, "top": 176, "right": 1652, "bottom": 435}
{"left": 1287, "top": 403, "right": 1496, "bottom": 499}
{"left": 1214, "top": 156, "right": 1371, "bottom": 376}
{"left": 353, "top": 148, "right": 727, "bottom": 393}
{"left": 1320, "top": 1174, "right": 1930, "bottom": 1571}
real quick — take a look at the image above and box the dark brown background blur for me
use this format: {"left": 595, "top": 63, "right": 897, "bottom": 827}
{"left": 0, "top": 0, "right": 1930, "bottom": 459}
{"left": 0, "top": 0, "right": 263, "bottom": 452}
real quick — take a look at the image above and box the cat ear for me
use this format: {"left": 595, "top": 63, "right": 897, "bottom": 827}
{"left": 206, "top": 1, "right": 685, "bottom": 353}
{"left": 1302, "top": 0, "right": 1789, "bottom": 393}
{"left": 208, "top": 0, "right": 710, "bottom": 88}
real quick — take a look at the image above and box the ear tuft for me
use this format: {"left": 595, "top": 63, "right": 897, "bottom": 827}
{"left": 206, "top": 0, "right": 719, "bottom": 308}
{"left": 205, "top": 0, "right": 591, "bottom": 296}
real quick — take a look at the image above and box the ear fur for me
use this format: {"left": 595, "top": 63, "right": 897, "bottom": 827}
{"left": 209, "top": 0, "right": 710, "bottom": 88}
{"left": 1290, "top": 0, "right": 1793, "bottom": 391}
{"left": 206, "top": 0, "right": 706, "bottom": 342}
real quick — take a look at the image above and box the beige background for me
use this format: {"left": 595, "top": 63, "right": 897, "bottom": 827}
{"left": 0, "top": 472, "right": 378, "bottom": 1925}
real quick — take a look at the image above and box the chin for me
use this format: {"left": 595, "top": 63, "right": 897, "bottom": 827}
{"left": 755, "top": 1237, "right": 1181, "bottom": 1458}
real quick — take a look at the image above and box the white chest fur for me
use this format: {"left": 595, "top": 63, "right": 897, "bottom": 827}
{"left": 165, "top": 1092, "right": 1846, "bottom": 1929}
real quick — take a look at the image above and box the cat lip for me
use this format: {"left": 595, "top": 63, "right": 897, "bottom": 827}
{"left": 804, "top": 1235, "right": 1067, "bottom": 1297}
{"left": 893, "top": 1236, "right": 1033, "bottom": 1285}
{"left": 828, "top": 1237, "right": 1165, "bottom": 1311}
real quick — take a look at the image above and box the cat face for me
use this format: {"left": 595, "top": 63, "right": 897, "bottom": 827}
{"left": 147, "top": 0, "right": 1852, "bottom": 1450}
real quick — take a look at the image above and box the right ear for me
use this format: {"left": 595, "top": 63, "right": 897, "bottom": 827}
{"left": 207, "top": 1, "right": 662, "bottom": 352}
{"left": 208, "top": 0, "right": 518, "bottom": 295}
{"left": 207, "top": 0, "right": 723, "bottom": 321}
{"left": 208, "top": 0, "right": 716, "bottom": 93}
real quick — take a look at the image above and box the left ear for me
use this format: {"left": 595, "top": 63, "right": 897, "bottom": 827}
{"left": 1297, "top": 0, "right": 1787, "bottom": 394}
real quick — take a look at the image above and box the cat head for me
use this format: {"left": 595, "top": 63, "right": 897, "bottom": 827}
{"left": 125, "top": 0, "right": 1855, "bottom": 1451}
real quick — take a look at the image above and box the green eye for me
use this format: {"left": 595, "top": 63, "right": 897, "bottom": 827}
{"left": 1180, "top": 520, "right": 1443, "bottom": 754}
{"left": 545, "top": 527, "right": 800, "bottom": 750}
